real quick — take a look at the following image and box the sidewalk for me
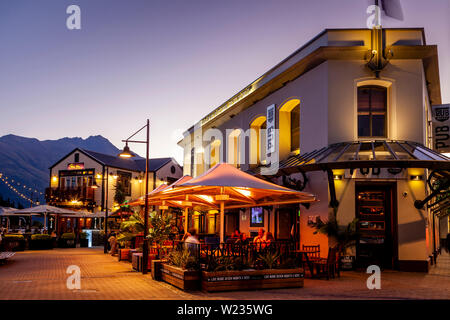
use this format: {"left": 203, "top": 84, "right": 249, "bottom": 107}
{"left": 1, "top": 248, "right": 449, "bottom": 300}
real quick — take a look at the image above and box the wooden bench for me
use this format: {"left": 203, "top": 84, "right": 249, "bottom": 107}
{"left": 0, "top": 252, "right": 15, "bottom": 264}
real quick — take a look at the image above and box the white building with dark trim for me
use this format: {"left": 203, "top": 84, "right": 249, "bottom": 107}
{"left": 178, "top": 27, "right": 449, "bottom": 272}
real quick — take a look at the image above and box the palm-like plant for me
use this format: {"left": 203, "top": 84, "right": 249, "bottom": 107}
{"left": 116, "top": 212, "right": 145, "bottom": 243}
{"left": 312, "top": 208, "right": 359, "bottom": 255}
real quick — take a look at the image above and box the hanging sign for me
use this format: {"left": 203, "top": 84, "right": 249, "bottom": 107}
{"left": 432, "top": 104, "right": 450, "bottom": 153}
{"left": 266, "top": 104, "right": 276, "bottom": 156}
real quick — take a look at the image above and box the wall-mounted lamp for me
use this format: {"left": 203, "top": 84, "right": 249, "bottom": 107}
{"left": 410, "top": 175, "right": 423, "bottom": 181}
{"left": 52, "top": 176, "right": 58, "bottom": 182}
{"left": 333, "top": 175, "right": 343, "bottom": 181}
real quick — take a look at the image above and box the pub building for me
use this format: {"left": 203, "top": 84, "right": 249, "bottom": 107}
{"left": 46, "top": 148, "right": 182, "bottom": 234}
{"left": 178, "top": 27, "right": 449, "bottom": 272}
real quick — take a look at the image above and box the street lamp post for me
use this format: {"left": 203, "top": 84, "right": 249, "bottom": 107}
{"left": 118, "top": 119, "right": 150, "bottom": 274}
{"left": 90, "top": 170, "right": 110, "bottom": 253}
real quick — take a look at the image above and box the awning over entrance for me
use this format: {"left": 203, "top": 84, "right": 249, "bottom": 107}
{"left": 251, "top": 140, "right": 450, "bottom": 176}
{"left": 250, "top": 140, "right": 450, "bottom": 209}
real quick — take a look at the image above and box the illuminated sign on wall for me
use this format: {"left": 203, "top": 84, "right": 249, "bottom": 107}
{"left": 67, "top": 163, "right": 85, "bottom": 170}
{"left": 266, "top": 104, "right": 276, "bottom": 156}
{"left": 432, "top": 104, "right": 450, "bottom": 153}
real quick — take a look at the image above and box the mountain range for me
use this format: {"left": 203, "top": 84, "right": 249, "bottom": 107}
{"left": 0, "top": 134, "right": 121, "bottom": 207}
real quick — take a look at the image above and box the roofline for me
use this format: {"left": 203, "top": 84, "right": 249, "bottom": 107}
{"left": 49, "top": 148, "right": 104, "bottom": 170}
{"left": 49, "top": 148, "right": 177, "bottom": 173}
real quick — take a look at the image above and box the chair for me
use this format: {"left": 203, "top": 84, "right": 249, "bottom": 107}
{"left": 311, "top": 246, "right": 338, "bottom": 280}
{"left": 302, "top": 244, "right": 320, "bottom": 261}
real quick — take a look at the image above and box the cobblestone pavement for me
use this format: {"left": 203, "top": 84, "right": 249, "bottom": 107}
{"left": 1, "top": 248, "right": 450, "bottom": 300}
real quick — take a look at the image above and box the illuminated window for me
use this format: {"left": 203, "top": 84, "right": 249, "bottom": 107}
{"left": 279, "top": 99, "right": 300, "bottom": 158}
{"left": 358, "top": 86, "right": 387, "bottom": 137}
{"left": 228, "top": 129, "right": 242, "bottom": 168}
{"left": 291, "top": 105, "right": 300, "bottom": 152}
{"left": 250, "top": 116, "right": 267, "bottom": 166}
{"left": 209, "top": 140, "right": 221, "bottom": 168}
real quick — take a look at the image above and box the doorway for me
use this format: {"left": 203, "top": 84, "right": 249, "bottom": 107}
{"left": 355, "top": 182, "right": 397, "bottom": 269}
{"left": 275, "top": 207, "right": 299, "bottom": 242}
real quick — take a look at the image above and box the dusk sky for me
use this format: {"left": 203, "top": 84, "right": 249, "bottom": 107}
{"left": 0, "top": 0, "right": 449, "bottom": 164}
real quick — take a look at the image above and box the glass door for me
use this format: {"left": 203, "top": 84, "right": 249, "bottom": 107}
{"left": 356, "top": 184, "right": 395, "bottom": 269}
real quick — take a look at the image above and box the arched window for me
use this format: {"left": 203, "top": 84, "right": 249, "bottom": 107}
{"left": 228, "top": 129, "right": 242, "bottom": 168}
{"left": 358, "top": 86, "right": 387, "bottom": 137}
{"left": 209, "top": 140, "right": 221, "bottom": 168}
{"left": 279, "top": 99, "right": 300, "bottom": 159}
{"left": 250, "top": 116, "right": 267, "bottom": 166}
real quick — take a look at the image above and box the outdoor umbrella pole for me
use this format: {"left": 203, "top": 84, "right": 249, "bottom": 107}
{"left": 219, "top": 201, "right": 225, "bottom": 243}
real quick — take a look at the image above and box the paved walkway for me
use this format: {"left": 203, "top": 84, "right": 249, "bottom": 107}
{"left": 1, "top": 247, "right": 450, "bottom": 300}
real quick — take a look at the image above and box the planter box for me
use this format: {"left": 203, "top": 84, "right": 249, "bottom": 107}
{"left": 80, "top": 239, "right": 89, "bottom": 248}
{"left": 201, "top": 268, "right": 304, "bottom": 292}
{"left": 151, "top": 259, "right": 167, "bottom": 281}
{"left": 160, "top": 263, "right": 200, "bottom": 291}
{"left": 1, "top": 238, "right": 26, "bottom": 251}
{"left": 58, "top": 239, "right": 76, "bottom": 248}
{"left": 30, "top": 239, "right": 54, "bottom": 250}
{"left": 131, "top": 253, "right": 157, "bottom": 272}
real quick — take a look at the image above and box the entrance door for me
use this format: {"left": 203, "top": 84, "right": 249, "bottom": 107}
{"left": 356, "top": 183, "right": 397, "bottom": 269}
{"left": 275, "top": 207, "right": 298, "bottom": 241}
{"left": 225, "top": 211, "right": 239, "bottom": 236}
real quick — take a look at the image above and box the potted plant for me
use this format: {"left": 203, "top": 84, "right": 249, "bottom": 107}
{"left": 161, "top": 248, "right": 200, "bottom": 290}
{"left": 30, "top": 234, "right": 53, "bottom": 250}
{"left": 201, "top": 248, "right": 304, "bottom": 292}
{"left": 1, "top": 234, "right": 26, "bottom": 251}
{"left": 58, "top": 232, "right": 76, "bottom": 248}
{"left": 117, "top": 212, "right": 145, "bottom": 263}
{"left": 311, "top": 208, "right": 359, "bottom": 270}
{"left": 79, "top": 232, "right": 89, "bottom": 247}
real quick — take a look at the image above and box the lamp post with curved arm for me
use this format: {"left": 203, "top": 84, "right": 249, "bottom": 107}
{"left": 118, "top": 119, "right": 150, "bottom": 274}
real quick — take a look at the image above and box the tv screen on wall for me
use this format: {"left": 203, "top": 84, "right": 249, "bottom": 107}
{"left": 251, "top": 207, "right": 264, "bottom": 227}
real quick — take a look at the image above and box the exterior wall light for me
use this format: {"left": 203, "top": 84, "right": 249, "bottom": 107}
{"left": 333, "top": 175, "right": 343, "bottom": 180}
{"left": 52, "top": 176, "right": 58, "bottom": 182}
{"left": 410, "top": 175, "right": 423, "bottom": 181}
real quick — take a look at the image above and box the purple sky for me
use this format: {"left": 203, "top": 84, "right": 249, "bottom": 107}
{"left": 0, "top": 0, "right": 449, "bottom": 164}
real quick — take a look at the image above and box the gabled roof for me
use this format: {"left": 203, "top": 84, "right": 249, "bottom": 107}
{"left": 50, "top": 148, "right": 177, "bottom": 173}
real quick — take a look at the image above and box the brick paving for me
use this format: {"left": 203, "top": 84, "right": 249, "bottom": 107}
{"left": 1, "top": 247, "right": 450, "bottom": 300}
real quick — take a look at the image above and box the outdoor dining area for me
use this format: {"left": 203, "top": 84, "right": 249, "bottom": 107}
{"left": 0, "top": 205, "right": 104, "bottom": 252}
{"left": 111, "top": 163, "right": 342, "bottom": 292}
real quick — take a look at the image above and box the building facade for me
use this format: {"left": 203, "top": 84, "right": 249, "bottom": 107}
{"left": 178, "top": 28, "right": 448, "bottom": 272}
{"left": 46, "top": 148, "right": 183, "bottom": 217}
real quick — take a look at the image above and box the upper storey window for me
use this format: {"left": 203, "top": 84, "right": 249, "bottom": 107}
{"left": 358, "top": 86, "right": 387, "bottom": 138}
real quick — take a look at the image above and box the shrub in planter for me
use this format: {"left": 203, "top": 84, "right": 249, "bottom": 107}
{"left": 161, "top": 248, "right": 200, "bottom": 291}
{"left": 30, "top": 234, "right": 54, "bottom": 250}
{"left": 58, "top": 233, "right": 76, "bottom": 248}
{"left": 2, "top": 234, "right": 26, "bottom": 251}
{"left": 79, "top": 232, "right": 89, "bottom": 247}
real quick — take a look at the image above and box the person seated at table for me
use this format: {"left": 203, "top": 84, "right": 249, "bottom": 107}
{"left": 184, "top": 229, "right": 200, "bottom": 253}
{"left": 253, "top": 228, "right": 265, "bottom": 244}
{"left": 181, "top": 231, "right": 191, "bottom": 242}
{"left": 263, "top": 231, "right": 275, "bottom": 245}
{"left": 229, "top": 229, "right": 243, "bottom": 243}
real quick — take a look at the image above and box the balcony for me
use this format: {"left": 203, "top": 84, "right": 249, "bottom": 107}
{"left": 45, "top": 187, "right": 96, "bottom": 209}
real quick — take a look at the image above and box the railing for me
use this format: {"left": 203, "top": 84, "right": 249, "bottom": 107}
{"left": 45, "top": 187, "right": 95, "bottom": 204}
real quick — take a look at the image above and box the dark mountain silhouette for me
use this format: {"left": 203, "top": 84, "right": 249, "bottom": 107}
{"left": 0, "top": 134, "right": 121, "bottom": 207}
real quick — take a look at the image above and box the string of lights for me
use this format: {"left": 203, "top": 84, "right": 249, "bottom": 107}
{"left": 0, "top": 172, "right": 42, "bottom": 205}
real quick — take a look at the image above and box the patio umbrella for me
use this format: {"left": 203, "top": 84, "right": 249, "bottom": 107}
{"left": 147, "top": 163, "right": 318, "bottom": 242}
{"left": 12, "top": 205, "right": 83, "bottom": 231}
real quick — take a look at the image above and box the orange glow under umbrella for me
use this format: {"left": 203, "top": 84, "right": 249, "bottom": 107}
{"left": 145, "top": 163, "right": 318, "bottom": 242}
